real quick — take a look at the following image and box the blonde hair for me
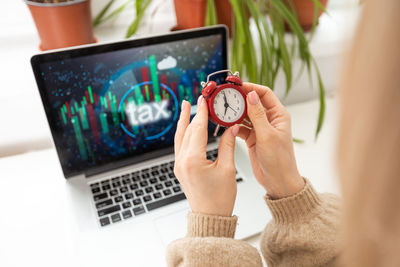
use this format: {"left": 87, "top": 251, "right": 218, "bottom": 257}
{"left": 338, "top": 0, "right": 400, "bottom": 266}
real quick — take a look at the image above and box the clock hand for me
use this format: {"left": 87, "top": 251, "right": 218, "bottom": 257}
{"left": 223, "top": 92, "right": 229, "bottom": 116}
{"left": 228, "top": 106, "right": 236, "bottom": 113}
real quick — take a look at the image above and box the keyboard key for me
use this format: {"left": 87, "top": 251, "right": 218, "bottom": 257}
{"left": 98, "top": 205, "right": 121, "bottom": 217}
{"left": 114, "top": 196, "right": 123, "bottom": 203}
{"left": 111, "top": 213, "right": 121, "bottom": 223}
{"left": 125, "top": 193, "right": 134, "bottom": 200}
{"left": 140, "top": 181, "right": 148, "bottom": 187}
{"left": 101, "top": 180, "right": 110, "bottom": 184}
{"left": 90, "top": 183, "right": 100, "bottom": 188}
{"left": 165, "top": 181, "right": 173, "bottom": 187}
{"left": 110, "top": 189, "right": 118, "bottom": 196}
{"left": 151, "top": 166, "right": 159, "bottom": 170}
{"left": 122, "top": 202, "right": 132, "bottom": 209}
{"left": 112, "top": 181, "right": 121, "bottom": 188}
{"left": 135, "top": 189, "right": 144, "bottom": 197}
{"left": 163, "top": 189, "right": 172, "bottom": 196}
{"left": 122, "top": 174, "right": 130, "bottom": 179}
{"left": 155, "top": 184, "right": 163, "bottom": 190}
{"left": 168, "top": 173, "right": 175, "bottom": 178}
{"left": 236, "top": 177, "right": 243, "bottom": 183}
{"left": 122, "top": 178, "right": 131, "bottom": 185}
{"left": 173, "top": 178, "right": 180, "bottom": 185}
{"left": 130, "top": 183, "right": 138, "bottom": 191}
{"left": 102, "top": 184, "right": 111, "bottom": 191}
{"left": 96, "top": 199, "right": 113, "bottom": 209}
{"left": 133, "top": 206, "right": 146, "bottom": 216}
{"left": 153, "top": 192, "right": 162, "bottom": 199}
{"left": 93, "top": 192, "right": 108, "bottom": 202}
{"left": 146, "top": 193, "right": 186, "bottom": 211}
{"left": 99, "top": 217, "right": 110, "bottom": 226}
{"left": 132, "top": 198, "right": 142, "bottom": 206}
{"left": 141, "top": 173, "right": 150, "bottom": 179}
{"left": 112, "top": 177, "right": 120, "bottom": 182}
{"left": 159, "top": 175, "right": 167, "bottom": 181}
{"left": 122, "top": 210, "right": 132, "bottom": 219}
{"left": 161, "top": 163, "right": 168, "bottom": 168}
{"left": 161, "top": 168, "right": 168, "bottom": 173}
{"left": 143, "top": 195, "right": 152, "bottom": 202}
{"left": 145, "top": 187, "right": 153, "bottom": 193}
{"left": 91, "top": 187, "right": 100, "bottom": 194}
{"left": 150, "top": 178, "right": 157, "bottom": 184}
{"left": 132, "top": 176, "right": 140, "bottom": 182}
{"left": 131, "top": 171, "right": 140, "bottom": 176}
{"left": 142, "top": 168, "right": 150, "bottom": 173}
{"left": 173, "top": 186, "right": 181, "bottom": 193}
{"left": 120, "top": 186, "right": 128, "bottom": 193}
{"left": 151, "top": 170, "right": 159, "bottom": 176}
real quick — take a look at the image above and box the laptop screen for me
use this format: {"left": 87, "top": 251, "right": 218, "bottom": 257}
{"left": 31, "top": 27, "right": 227, "bottom": 178}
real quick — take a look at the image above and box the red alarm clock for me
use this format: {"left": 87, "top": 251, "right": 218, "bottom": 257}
{"left": 201, "top": 70, "right": 247, "bottom": 136}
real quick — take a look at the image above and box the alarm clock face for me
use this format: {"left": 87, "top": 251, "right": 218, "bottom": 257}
{"left": 213, "top": 87, "right": 246, "bottom": 123}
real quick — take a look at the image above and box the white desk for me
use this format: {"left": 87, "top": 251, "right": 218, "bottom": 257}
{"left": 0, "top": 97, "right": 340, "bottom": 267}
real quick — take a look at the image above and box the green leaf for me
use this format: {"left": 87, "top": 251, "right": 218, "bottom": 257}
{"left": 293, "top": 137, "right": 305, "bottom": 144}
{"left": 205, "top": 0, "right": 218, "bottom": 26}
{"left": 126, "top": 0, "right": 152, "bottom": 38}
{"left": 93, "top": 0, "right": 116, "bottom": 27}
{"left": 101, "top": 0, "right": 131, "bottom": 25}
{"left": 313, "top": 59, "right": 326, "bottom": 139}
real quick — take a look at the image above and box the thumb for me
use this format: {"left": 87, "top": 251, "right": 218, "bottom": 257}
{"left": 246, "top": 91, "right": 271, "bottom": 134}
{"left": 217, "top": 127, "right": 236, "bottom": 167}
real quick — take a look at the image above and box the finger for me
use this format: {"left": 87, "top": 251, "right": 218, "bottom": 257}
{"left": 232, "top": 124, "right": 256, "bottom": 148}
{"left": 247, "top": 91, "right": 271, "bottom": 134}
{"left": 174, "top": 100, "right": 191, "bottom": 155}
{"left": 217, "top": 127, "right": 236, "bottom": 167}
{"left": 181, "top": 96, "right": 209, "bottom": 156}
{"left": 242, "top": 82, "right": 284, "bottom": 110}
{"left": 232, "top": 124, "right": 251, "bottom": 141}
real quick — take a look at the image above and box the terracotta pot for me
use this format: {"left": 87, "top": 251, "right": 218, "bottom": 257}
{"left": 173, "top": 0, "right": 232, "bottom": 35}
{"left": 25, "top": 0, "right": 96, "bottom": 51}
{"left": 286, "top": 0, "right": 329, "bottom": 32}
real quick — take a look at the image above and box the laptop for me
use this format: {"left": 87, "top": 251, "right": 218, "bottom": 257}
{"left": 30, "top": 26, "right": 270, "bottom": 245}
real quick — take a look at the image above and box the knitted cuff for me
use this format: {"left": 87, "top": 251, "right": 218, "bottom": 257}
{"left": 265, "top": 179, "right": 323, "bottom": 224}
{"left": 186, "top": 212, "right": 238, "bottom": 238}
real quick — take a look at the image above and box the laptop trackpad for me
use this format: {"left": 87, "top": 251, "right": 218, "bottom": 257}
{"left": 154, "top": 208, "right": 189, "bottom": 246}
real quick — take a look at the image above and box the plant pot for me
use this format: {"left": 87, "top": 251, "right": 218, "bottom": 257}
{"left": 173, "top": 0, "right": 232, "bottom": 35}
{"left": 25, "top": 0, "right": 96, "bottom": 51}
{"left": 286, "top": 0, "right": 329, "bottom": 32}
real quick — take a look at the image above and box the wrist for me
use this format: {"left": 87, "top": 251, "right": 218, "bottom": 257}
{"left": 264, "top": 172, "right": 305, "bottom": 200}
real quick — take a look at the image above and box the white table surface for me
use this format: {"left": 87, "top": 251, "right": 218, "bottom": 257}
{"left": 0, "top": 96, "right": 340, "bottom": 267}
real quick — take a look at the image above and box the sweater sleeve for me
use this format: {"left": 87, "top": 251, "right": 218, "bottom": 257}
{"left": 166, "top": 213, "right": 263, "bottom": 267}
{"left": 260, "top": 179, "right": 342, "bottom": 267}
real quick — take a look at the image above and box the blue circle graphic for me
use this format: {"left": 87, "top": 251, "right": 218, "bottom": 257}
{"left": 118, "top": 81, "right": 179, "bottom": 140}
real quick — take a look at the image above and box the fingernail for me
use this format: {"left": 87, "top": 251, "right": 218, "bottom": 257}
{"left": 197, "top": 95, "right": 203, "bottom": 106}
{"left": 248, "top": 91, "right": 259, "bottom": 105}
{"left": 181, "top": 100, "right": 187, "bottom": 110}
{"left": 232, "top": 125, "right": 239, "bottom": 137}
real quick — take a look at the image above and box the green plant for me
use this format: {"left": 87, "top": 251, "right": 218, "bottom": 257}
{"left": 207, "top": 0, "right": 327, "bottom": 138}
{"left": 94, "top": 0, "right": 327, "bottom": 138}
{"left": 93, "top": 0, "right": 152, "bottom": 38}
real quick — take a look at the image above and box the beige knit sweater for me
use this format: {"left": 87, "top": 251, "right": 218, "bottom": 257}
{"left": 166, "top": 179, "right": 341, "bottom": 266}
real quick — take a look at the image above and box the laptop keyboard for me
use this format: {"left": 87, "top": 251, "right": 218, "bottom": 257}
{"left": 90, "top": 148, "right": 243, "bottom": 227}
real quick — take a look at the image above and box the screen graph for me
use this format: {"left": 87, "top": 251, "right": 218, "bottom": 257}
{"left": 38, "top": 33, "right": 224, "bottom": 174}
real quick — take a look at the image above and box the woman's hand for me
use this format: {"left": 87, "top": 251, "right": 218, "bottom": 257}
{"left": 174, "top": 97, "right": 237, "bottom": 217}
{"left": 232, "top": 83, "right": 305, "bottom": 199}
